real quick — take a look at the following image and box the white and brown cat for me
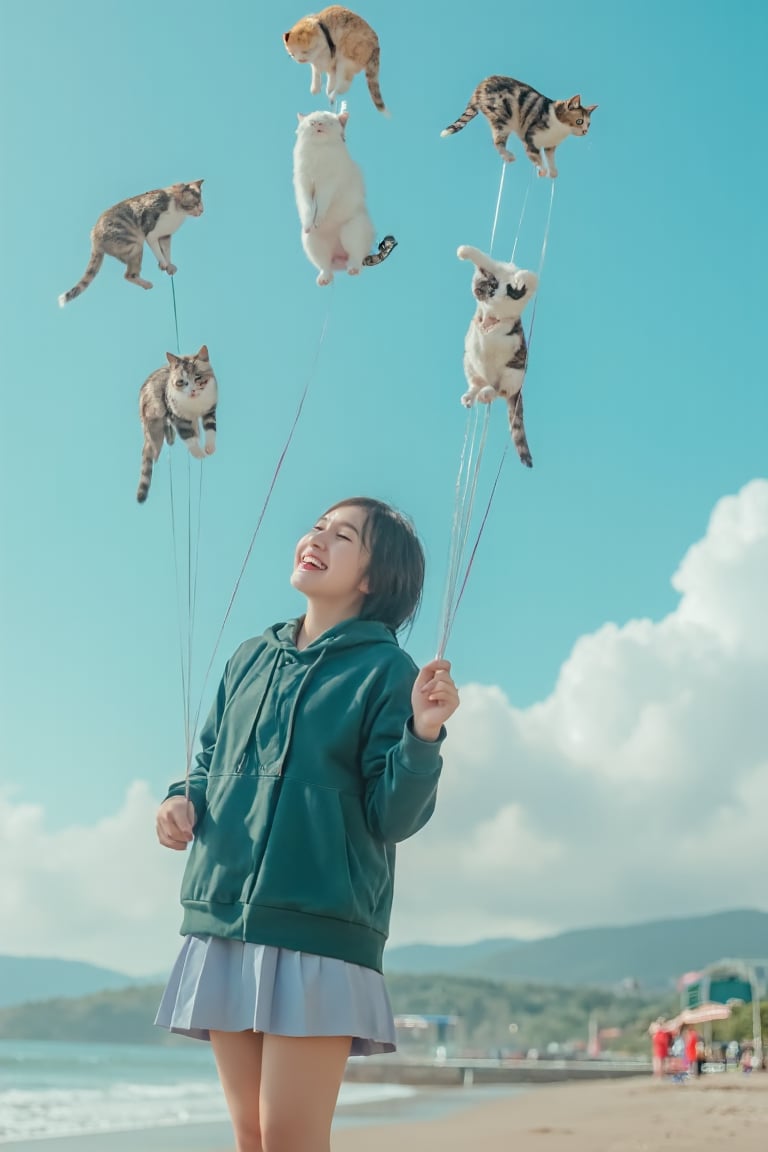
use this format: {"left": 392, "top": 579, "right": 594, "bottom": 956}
{"left": 283, "top": 5, "right": 387, "bottom": 114}
{"left": 293, "top": 105, "right": 396, "bottom": 285}
{"left": 442, "top": 76, "right": 597, "bottom": 177}
{"left": 58, "top": 180, "right": 204, "bottom": 306}
{"left": 459, "top": 246, "right": 538, "bottom": 468}
{"left": 136, "top": 346, "right": 217, "bottom": 503}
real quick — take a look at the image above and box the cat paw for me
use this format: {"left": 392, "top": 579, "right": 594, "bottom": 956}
{"left": 163, "top": 263, "right": 178, "bottom": 275}
{"left": 317, "top": 272, "right": 333, "bottom": 286}
{"left": 478, "top": 386, "right": 497, "bottom": 403}
{"left": 204, "top": 443, "right": 216, "bottom": 456}
{"left": 126, "top": 274, "right": 154, "bottom": 290}
{"left": 501, "top": 151, "right": 517, "bottom": 163}
{"left": 188, "top": 443, "right": 206, "bottom": 460}
{"left": 460, "top": 393, "right": 475, "bottom": 408}
{"left": 347, "top": 266, "right": 361, "bottom": 276}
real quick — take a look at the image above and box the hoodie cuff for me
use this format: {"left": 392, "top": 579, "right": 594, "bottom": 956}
{"left": 403, "top": 717, "right": 446, "bottom": 768}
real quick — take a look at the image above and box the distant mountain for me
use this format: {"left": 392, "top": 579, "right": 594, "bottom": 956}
{"left": 385, "top": 938, "right": 520, "bottom": 974}
{"left": 0, "top": 956, "right": 146, "bottom": 1008}
{"left": 2, "top": 909, "right": 765, "bottom": 1011}
{"left": 386, "top": 910, "right": 768, "bottom": 989}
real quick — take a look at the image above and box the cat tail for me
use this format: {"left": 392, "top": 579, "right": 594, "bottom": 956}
{"left": 362, "top": 235, "right": 398, "bottom": 267}
{"left": 507, "top": 391, "right": 533, "bottom": 469}
{"left": 365, "top": 47, "right": 389, "bottom": 115}
{"left": 58, "top": 246, "right": 104, "bottom": 307}
{"left": 136, "top": 442, "right": 156, "bottom": 504}
{"left": 440, "top": 98, "right": 479, "bottom": 138}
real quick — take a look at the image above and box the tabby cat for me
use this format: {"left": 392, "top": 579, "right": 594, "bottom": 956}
{"left": 442, "top": 76, "right": 597, "bottom": 177}
{"left": 293, "top": 106, "right": 396, "bottom": 285}
{"left": 136, "top": 346, "right": 217, "bottom": 504}
{"left": 283, "top": 5, "right": 387, "bottom": 114}
{"left": 458, "top": 245, "right": 538, "bottom": 468}
{"left": 58, "top": 181, "right": 204, "bottom": 306}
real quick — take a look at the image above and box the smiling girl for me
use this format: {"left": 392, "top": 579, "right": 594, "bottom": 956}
{"left": 154, "top": 497, "right": 459, "bottom": 1152}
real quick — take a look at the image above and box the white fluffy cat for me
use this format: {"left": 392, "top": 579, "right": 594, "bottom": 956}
{"left": 458, "top": 245, "right": 539, "bottom": 467}
{"left": 293, "top": 106, "right": 395, "bottom": 285}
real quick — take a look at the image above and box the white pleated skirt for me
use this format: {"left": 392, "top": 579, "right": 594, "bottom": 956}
{"left": 154, "top": 935, "right": 396, "bottom": 1057}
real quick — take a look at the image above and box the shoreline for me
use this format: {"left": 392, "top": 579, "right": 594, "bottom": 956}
{"left": 0, "top": 1085, "right": 522, "bottom": 1150}
{"left": 3, "top": 1074, "right": 767, "bottom": 1151}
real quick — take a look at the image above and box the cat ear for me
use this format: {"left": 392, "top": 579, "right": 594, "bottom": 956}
{"left": 196, "top": 345, "right": 209, "bottom": 361}
{"left": 338, "top": 111, "right": 349, "bottom": 128}
{"left": 166, "top": 352, "right": 179, "bottom": 366}
{"left": 283, "top": 31, "right": 290, "bottom": 42}
{"left": 567, "top": 94, "right": 582, "bottom": 110}
{"left": 585, "top": 104, "right": 598, "bottom": 113}
{"left": 297, "top": 112, "right": 305, "bottom": 122}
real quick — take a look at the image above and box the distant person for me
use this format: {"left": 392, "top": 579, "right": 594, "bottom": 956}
{"left": 684, "top": 1025, "right": 701, "bottom": 1077}
{"left": 153, "top": 498, "right": 459, "bottom": 1152}
{"left": 650, "top": 1021, "right": 671, "bottom": 1078}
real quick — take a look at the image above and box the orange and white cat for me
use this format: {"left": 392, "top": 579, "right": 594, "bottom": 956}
{"left": 283, "top": 5, "right": 388, "bottom": 114}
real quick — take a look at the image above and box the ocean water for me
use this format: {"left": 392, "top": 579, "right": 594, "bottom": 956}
{"left": 0, "top": 1040, "right": 415, "bottom": 1143}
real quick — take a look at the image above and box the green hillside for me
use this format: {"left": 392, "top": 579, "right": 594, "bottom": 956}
{"left": 0, "top": 975, "right": 674, "bottom": 1055}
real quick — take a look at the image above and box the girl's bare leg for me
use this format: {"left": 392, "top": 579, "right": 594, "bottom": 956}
{"left": 210, "top": 1030, "right": 264, "bottom": 1152}
{"left": 261, "top": 1034, "right": 351, "bottom": 1152}
{"left": 210, "top": 1031, "right": 351, "bottom": 1152}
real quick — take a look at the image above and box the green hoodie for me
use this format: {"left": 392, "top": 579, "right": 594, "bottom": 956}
{"left": 165, "top": 618, "right": 445, "bottom": 972}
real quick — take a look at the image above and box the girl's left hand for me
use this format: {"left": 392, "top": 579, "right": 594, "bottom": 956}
{"left": 412, "top": 659, "right": 460, "bottom": 742}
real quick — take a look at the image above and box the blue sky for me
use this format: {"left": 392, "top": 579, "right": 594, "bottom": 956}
{"left": 1, "top": 1, "right": 766, "bottom": 970}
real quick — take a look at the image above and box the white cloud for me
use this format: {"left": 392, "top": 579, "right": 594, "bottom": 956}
{"left": 390, "top": 478, "right": 768, "bottom": 944}
{"left": 3, "top": 480, "right": 768, "bottom": 973}
{"left": 2, "top": 782, "right": 186, "bottom": 976}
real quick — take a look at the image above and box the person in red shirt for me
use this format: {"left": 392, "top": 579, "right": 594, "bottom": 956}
{"left": 684, "top": 1025, "right": 701, "bottom": 1076}
{"left": 651, "top": 1022, "right": 671, "bottom": 1077}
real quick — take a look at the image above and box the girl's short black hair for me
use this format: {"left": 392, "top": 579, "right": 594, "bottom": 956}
{"left": 323, "top": 497, "right": 425, "bottom": 632}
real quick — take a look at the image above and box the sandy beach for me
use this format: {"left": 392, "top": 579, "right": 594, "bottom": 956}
{"left": 4, "top": 1074, "right": 767, "bottom": 1151}
{"left": 333, "top": 1074, "right": 768, "bottom": 1152}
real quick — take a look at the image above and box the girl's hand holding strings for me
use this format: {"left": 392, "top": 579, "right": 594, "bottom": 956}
{"left": 412, "top": 659, "right": 460, "bottom": 743}
{"left": 156, "top": 796, "right": 197, "bottom": 851}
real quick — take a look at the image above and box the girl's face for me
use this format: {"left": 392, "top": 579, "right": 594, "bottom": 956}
{"left": 291, "top": 504, "right": 370, "bottom": 611}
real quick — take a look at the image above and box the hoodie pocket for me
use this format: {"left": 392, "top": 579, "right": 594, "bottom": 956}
{"left": 182, "top": 774, "right": 279, "bottom": 906}
{"left": 252, "top": 782, "right": 383, "bottom": 924}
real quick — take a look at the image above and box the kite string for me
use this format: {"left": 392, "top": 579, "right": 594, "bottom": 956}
{"left": 436, "top": 405, "right": 490, "bottom": 659}
{"left": 167, "top": 277, "right": 194, "bottom": 768}
{"left": 488, "top": 163, "right": 506, "bottom": 256}
{"left": 165, "top": 276, "right": 206, "bottom": 777}
{"left": 185, "top": 296, "right": 334, "bottom": 785}
{"left": 437, "top": 407, "right": 482, "bottom": 659}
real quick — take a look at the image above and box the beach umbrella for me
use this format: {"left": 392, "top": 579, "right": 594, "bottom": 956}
{"left": 679, "top": 1002, "right": 732, "bottom": 1025}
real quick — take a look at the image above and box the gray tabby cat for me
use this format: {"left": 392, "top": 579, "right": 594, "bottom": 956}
{"left": 442, "top": 76, "right": 597, "bottom": 177}
{"left": 137, "top": 346, "right": 217, "bottom": 504}
{"left": 458, "top": 245, "right": 538, "bottom": 468}
{"left": 58, "top": 180, "right": 204, "bottom": 306}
